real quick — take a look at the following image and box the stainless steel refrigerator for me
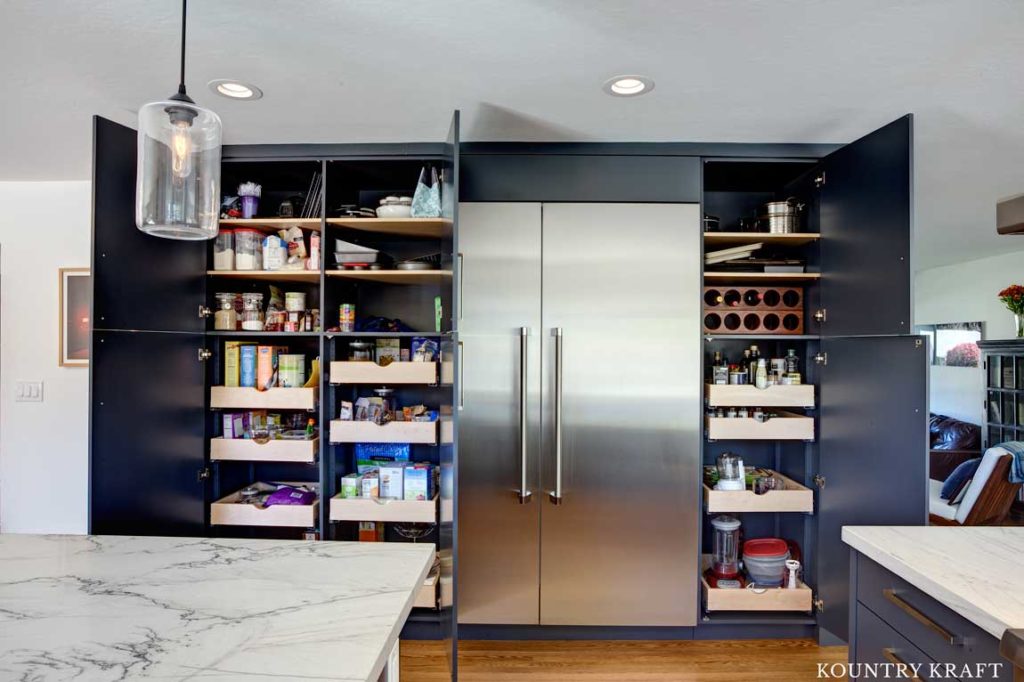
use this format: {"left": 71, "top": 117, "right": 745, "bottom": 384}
{"left": 457, "top": 202, "right": 701, "bottom": 626}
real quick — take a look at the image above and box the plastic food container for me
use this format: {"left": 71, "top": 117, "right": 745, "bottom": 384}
{"left": 213, "top": 230, "right": 234, "bottom": 271}
{"left": 285, "top": 292, "right": 306, "bottom": 312}
{"left": 234, "top": 229, "right": 262, "bottom": 271}
{"left": 742, "top": 538, "right": 790, "bottom": 587}
{"left": 376, "top": 196, "right": 413, "bottom": 218}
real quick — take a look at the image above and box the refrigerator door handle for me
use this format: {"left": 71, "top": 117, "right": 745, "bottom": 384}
{"left": 549, "top": 327, "right": 564, "bottom": 505}
{"left": 457, "top": 340, "right": 465, "bottom": 410}
{"left": 516, "top": 327, "right": 532, "bottom": 503}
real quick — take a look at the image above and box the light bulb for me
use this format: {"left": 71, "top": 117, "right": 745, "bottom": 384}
{"left": 170, "top": 121, "right": 192, "bottom": 179}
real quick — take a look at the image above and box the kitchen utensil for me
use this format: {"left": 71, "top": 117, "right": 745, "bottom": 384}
{"left": 715, "top": 452, "right": 745, "bottom": 491}
{"left": 396, "top": 253, "right": 441, "bottom": 270}
{"left": 376, "top": 196, "right": 413, "bottom": 218}
{"left": 335, "top": 252, "right": 380, "bottom": 265}
{"left": 703, "top": 214, "right": 720, "bottom": 232}
{"left": 785, "top": 559, "right": 801, "bottom": 588}
{"left": 742, "top": 538, "right": 790, "bottom": 587}
{"left": 760, "top": 198, "right": 805, "bottom": 234}
{"left": 710, "top": 515, "right": 742, "bottom": 579}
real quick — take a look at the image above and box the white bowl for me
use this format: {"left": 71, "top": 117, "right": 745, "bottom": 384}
{"left": 376, "top": 204, "right": 413, "bottom": 219}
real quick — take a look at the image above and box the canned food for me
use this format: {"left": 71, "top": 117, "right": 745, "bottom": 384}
{"left": 339, "top": 303, "right": 356, "bottom": 332}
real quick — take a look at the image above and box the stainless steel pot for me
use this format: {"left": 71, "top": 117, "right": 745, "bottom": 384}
{"left": 761, "top": 213, "right": 801, "bottom": 234}
{"left": 764, "top": 198, "right": 804, "bottom": 216}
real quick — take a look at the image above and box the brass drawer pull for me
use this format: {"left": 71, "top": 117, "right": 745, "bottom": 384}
{"left": 883, "top": 588, "right": 957, "bottom": 646}
{"left": 881, "top": 648, "right": 921, "bottom": 679}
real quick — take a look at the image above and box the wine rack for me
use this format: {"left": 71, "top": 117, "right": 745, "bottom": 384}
{"left": 702, "top": 286, "right": 802, "bottom": 310}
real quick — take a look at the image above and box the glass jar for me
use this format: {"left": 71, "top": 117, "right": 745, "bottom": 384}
{"left": 349, "top": 341, "right": 373, "bottom": 361}
{"left": 213, "top": 230, "right": 234, "bottom": 271}
{"left": 234, "top": 229, "right": 262, "bottom": 271}
{"left": 715, "top": 452, "right": 745, "bottom": 490}
{"left": 240, "top": 292, "right": 264, "bottom": 331}
{"left": 711, "top": 515, "right": 742, "bottom": 578}
{"left": 214, "top": 293, "right": 238, "bottom": 330}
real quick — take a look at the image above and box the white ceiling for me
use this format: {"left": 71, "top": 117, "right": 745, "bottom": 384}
{"left": 1, "top": 0, "right": 1022, "bottom": 270}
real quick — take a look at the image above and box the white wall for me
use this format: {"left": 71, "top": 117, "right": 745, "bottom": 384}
{"left": 915, "top": 250, "right": 1024, "bottom": 426}
{"left": 0, "top": 182, "right": 91, "bottom": 533}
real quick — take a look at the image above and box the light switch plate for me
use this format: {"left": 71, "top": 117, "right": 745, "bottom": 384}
{"left": 15, "top": 381, "right": 43, "bottom": 402}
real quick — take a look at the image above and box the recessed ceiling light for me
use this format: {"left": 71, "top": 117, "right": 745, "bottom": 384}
{"left": 208, "top": 79, "right": 263, "bottom": 100}
{"left": 603, "top": 75, "right": 654, "bottom": 97}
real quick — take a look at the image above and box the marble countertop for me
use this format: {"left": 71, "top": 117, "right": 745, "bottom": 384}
{"left": 842, "top": 526, "right": 1024, "bottom": 639}
{"left": 0, "top": 535, "right": 435, "bottom": 681}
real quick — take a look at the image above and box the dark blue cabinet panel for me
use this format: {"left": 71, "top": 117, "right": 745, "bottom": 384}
{"left": 816, "top": 335, "right": 928, "bottom": 641}
{"left": 92, "top": 116, "right": 206, "bottom": 332}
{"left": 90, "top": 330, "right": 207, "bottom": 535}
{"left": 819, "top": 115, "right": 913, "bottom": 337}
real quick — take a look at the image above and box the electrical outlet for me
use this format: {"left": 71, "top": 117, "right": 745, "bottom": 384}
{"left": 15, "top": 381, "right": 43, "bottom": 402}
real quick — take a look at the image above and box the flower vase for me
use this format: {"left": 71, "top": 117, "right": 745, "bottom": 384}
{"left": 1016, "top": 313, "right": 1024, "bottom": 338}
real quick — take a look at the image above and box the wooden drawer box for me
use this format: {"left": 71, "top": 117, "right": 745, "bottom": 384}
{"left": 210, "top": 386, "right": 318, "bottom": 411}
{"left": 210, "top": 437, "right": 318, "bottom": 463}
{"left": 415, "top": 568, "right": 439, "bottom": 609}
{"left": 210, "top": 482, "right": 319, "bottom": 528}
{"left": 701, "top": 556, "right": 812, "bottom": 612}
{"left": 854, "top": 603, "right": 939, "bottom": 679}
{"left": 330, "top": 361, "right": 437, "bottom": 385}
{"left": 703, "top": 470, "right": 813, "bottom": 513}
{"left": 706, "top": 411, "right": 814, "bottom": 441}
{"left": 855, "top": 553, "right": 1009, "bottom": 676}
{"left": 329, "top": 494, "right": 438, "bottom": 523}
{"left": 329, "top": 420, "right": 438, "bottom": 444}
{"left": 705, "top": 383, "right": 815, "bottom": 408}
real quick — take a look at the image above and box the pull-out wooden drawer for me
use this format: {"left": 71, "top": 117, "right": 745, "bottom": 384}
{"left": 329, "top": 494, "right": 438, "bottom": 523}
{"left": 330, "top": 361, "right": 437, "bottom": 385}
{"left": 210, "top": 482, "right": 319, "bottom": 528}
{"left": 210, "top": 437, "right": 318, "bottom": 463}
{"left": 210, "top": 386, "right": 318, "bottom": 411}
{"left": 700, "top": 556, "right": 812, "bottom": 612}
{"left": 329, "top": 420, "right": 438, "bottom": 444}
{"left": 702, "top": 469, "right": 813, "bottom": 513}
{"left": 705, "top": 383, "right": 815, "bottom": 408}
{"left": 706, "top": 410, "right": 814, "bottom": 441}
{"left": 855, "top": 603, "right": 940, "bottom": 680}
{"left": 857, "top": 554, "right": 1010, "bottom": 678}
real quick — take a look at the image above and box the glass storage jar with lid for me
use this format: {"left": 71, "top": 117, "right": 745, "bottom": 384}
{"left": 214, "top": 292, "right": 238, "bottom": 330}
{"left": 213, "top": 230, "right": 234, "bottom": 271}
{"left": 240, "top": 292, "right": 265, "bottom": 331}
{"left": 348, "top": 341, "right": 373, "bottom": 361}
{"left": 234, "top": 229, "right": 262, "bottom": 271}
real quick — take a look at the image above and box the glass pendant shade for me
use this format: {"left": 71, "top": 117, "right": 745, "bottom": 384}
{"left": 135, "top": 99, "right": 222, "bottom": 240}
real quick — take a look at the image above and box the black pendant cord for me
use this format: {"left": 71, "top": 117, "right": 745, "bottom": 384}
{"left": 177, "top": 0, "right": 187, "bottom": 96}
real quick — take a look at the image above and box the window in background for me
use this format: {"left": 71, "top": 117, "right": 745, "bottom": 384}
{"left": 914, "top": 322, "right": 983, "bottom": 367}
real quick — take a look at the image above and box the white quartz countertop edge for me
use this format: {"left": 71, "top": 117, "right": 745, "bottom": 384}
{"left": 842, "top": 526, "right": 1024, "bottom": 640}
{"left": 368, "top": 545, "right": 436, "bottom": 681}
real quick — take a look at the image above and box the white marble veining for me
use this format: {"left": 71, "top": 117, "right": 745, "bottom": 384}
{"left": 0, "top": 535, "right": 434, "bottom": 681}
{"left": 843, "top": 526, "right": 1024, "bottom": 639}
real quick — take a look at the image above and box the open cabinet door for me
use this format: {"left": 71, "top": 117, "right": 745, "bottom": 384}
{"left": 819, "top": 115, "right": 912, "bottom": 337}
{"left": 439, "top": 110, "right": 459, "bottom": 681}
{"left": 89, "top": 116, "right": 208, "bottom": 535}
{"left": 92, "top": 116, "right": 206, "bottom": 332}
{"left": 816, "top": 336, "right": 928, "bottom": 642}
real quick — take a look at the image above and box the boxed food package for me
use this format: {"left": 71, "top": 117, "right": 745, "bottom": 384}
{"left": 404, "top": 463, "right": 435, "bottom": 501}
{"left": 361, "top": 472, "right": 379, "bottom": 498}
{"left": 379, "top": 464, "right": 406, "bottom": 500}
{"left": 411, "top": 337, "right": 438, "bottom": 362}
{"left": 278, "top": 354, "right": 306, "bottom": 388}
{"left": 222, "top": 412, "right": 248, "bottom": 439}
{"left": 376, "top": 338, "right": 401, "bottom": 364}
{"left": 257, "top": 345, "right": 288, "bottom": 389}
{"left": 358, "top": 521, "right": 384, "bottom": 542}
{"left": 340, "top": 473, "right": 361, "bottom": 499}
{"left": 355, "top": 443, "right": 411, "bottom": 461}
{"left": 225, "top": 342, "right": 257, "bottom": 388}
{"left": 240, "top": 344, "right": 259, "bottom": 388}
{"left": 339, "top": 400, "right": 353, "bottom": 421}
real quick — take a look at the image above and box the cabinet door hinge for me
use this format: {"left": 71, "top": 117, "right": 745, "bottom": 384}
{"left": 813, "top": 352, "right": 828, "bottom": 366}
{"left": 198, "top": 304, "right": 213, "bottom": 319}
{"left": 813, "top": 309, "right": 827, "bottom": 324}
{"left": 814, "top": 172, "right": 826, "bottom": 188}
{"left": 813, "top": 596, "right": 824, "bottom": 612}
{"left": 198, "top": 348, "right": 213, "bottom": 362}
{"left": 197, "top": 467, "right": 211, "bottom": 482}
{"left": 813, "top": 474, "right": 826, "bottom": 489}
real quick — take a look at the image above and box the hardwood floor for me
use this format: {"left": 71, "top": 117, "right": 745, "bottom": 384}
{"left": 402, "top": 639, "right": 848, "bottom": 681}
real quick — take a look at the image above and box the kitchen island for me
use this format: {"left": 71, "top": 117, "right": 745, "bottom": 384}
{"left": 843, "top": 526, "right": 1024, "bottom": 681}
{"left": 0, "top": 535, "right": 434, "bottom": 681}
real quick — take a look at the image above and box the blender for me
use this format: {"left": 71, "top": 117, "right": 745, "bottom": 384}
{"left": 715, "top": 452, "right": 746, "bottom": 491}
{"left": 708, "top": 515, "right": 743, "bottom": 588}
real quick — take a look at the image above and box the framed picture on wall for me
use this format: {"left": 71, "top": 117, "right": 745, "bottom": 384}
{"left": 59, "top": 267, "right": 91, "bottom": 367}
{"left": 914, "top": 321, "right": 983, "bottom": 367}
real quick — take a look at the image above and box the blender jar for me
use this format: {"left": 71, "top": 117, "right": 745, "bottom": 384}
{"left": 711, "top": 515, "right": 742, "bottom": 579}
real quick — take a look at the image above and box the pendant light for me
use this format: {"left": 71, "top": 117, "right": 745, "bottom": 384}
{"left": 136, "top": 0, "right": 222, "bottom": 240}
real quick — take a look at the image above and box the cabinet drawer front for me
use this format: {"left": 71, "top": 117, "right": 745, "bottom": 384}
{"left": 855, "top": 603, "right": 940, "bottom": 680}
{"left": 857, "top": 555, "right": 1008, "bottom": 677}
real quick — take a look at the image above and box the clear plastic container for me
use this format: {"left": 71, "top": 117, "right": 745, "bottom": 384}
{"left": 240, "top": 292, "right": 264, "bottom": 331}
{"left": 213, "top": 230, "right": 234, "bottom": 271}
{"left": 214, "top": 292, "right": 238, "bottom": 330}
{"left": 234, "top": 229, "right": 262, "bottom": 271}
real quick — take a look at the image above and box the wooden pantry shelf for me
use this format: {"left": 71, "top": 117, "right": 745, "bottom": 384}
{"left": 703, "top": 470, "right": 813, "bottom": 513}
{"left": 706, "top": 410, "right": 814, "bottom": 441}
{"left": 207, "top": 270, "right": 320, "bottom": 283}
{"left": 210, "top": 437, "right": 318, "bottom": 463}
{"left": 415, "top": 567, "right": 440, "bottom": 609}
{"left": 330, "top": 360, "right": 437, "bottom": 385}
{"left": 210, "top": 386, "right": 318, "bottom": 411}
{"left": 210, "top": 482, "right": 319, "bottom": 528}
{"left": 220, "top": 218, "right": 322, "bottom": 233}
{"left": 329, "top": 493, "right": 438, "bottom": 523}
{"left": 701, "top": 556, "right": 812, "bottom": 612}
{"left": 704, "top": 272, "right": 821, "bottom": 283}
{"left": 705, "top": 383, "right": 815, "bottom": 408}
{"left": 330, "top": 419, "right": 438, "bottom": 445}
{"left": 704, "top": 232, "right": 820, "bottom": 248}
{"left": 325, "top": 269, "right": 452, "bottom": 285}
{"left": 326, "top": 217, "right": 452, "bottom": 239}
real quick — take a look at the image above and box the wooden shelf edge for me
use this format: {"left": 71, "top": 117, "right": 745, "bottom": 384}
{"left": 220, "top": 218, "right": 322, "bottom": 233}
{"left": 702, "top": 470, "right": 813, "bottom": 513}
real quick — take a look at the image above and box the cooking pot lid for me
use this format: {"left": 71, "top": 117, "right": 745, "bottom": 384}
{"left": 743, "top": 538, "right": 789, "bottom": 557}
